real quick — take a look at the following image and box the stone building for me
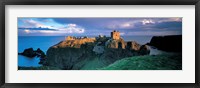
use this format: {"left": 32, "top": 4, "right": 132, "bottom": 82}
{"left": 65, "top": 36, "right": 75, "bottom": 40}
{"left": 111, "top": 30, "right": 120, "bottom": 40}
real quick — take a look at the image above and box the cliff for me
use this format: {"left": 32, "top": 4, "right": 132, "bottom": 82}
{"left": 53, "top": 38, "right": 95, "bottom": 48}
{"left": 100, "top": 53, "right": 182, "bottom": 70}
{"left": 105, "top": 38, "right": 126, "bottom": 49}
{"left": 45, "top": 37, "right": 149, "bottom": 70}
{"left": 148, "top": 35, "right": 182, "bottom": 52}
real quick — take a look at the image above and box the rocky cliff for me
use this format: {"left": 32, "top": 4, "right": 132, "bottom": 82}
{"left": 53, "top": 38, "right": 95, "bottom": 48}
{"left": 106, "top": 38, "right": 126, "bottom": 49}
{"left": 148, "top": 35, "right": 182, "bottom": 52}
{"left": 46, "top": 37, "right": 150, "bottom": 70}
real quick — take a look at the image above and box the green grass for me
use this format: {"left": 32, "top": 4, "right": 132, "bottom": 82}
{"left": 80, "top": 57, "right": 107, "bottom": 70}
{"left": 18, "top": 53, "right": 182, "bottom": 70}
{"left": 100, "top": 53, "right": 182, "bottom": 70}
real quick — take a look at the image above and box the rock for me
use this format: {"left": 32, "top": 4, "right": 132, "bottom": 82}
{"left": 93, "top": 45, "right": 104, "bottom": 54}
{"left": 18, "top": 48, "right": 37, "bottom": 58}
{"left": 46, "top": 44, "right": 96, "bottom": 69}
{"left": 46, "top": 39, "right": 143, "bottom": 70}
{"left": 126, "top": 41, "right": 141, "bottom": 51}
{"left": 36, "top": 48, "right": 46, "bottom": 58}
{"left": 149, "top": 35, "right": 182, "bottom": 52}
{"left": 105, "top": 38, "right": 126, "bottom": 49}
{"left": 19, "top": 48, "right": 46, "bottom": 59}
{"left": 53, "top": 38, "right": 96, "bottom": 48}
{"left": 38, "top": 57, "right": 47, "bottom": 65}
{"left": 45, "top": 32, "right": 150, "bottom": 70}
{"left": 139, "top": 45, "right": 150, "bottom": 55}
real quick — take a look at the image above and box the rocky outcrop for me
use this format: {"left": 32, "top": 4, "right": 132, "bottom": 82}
{"left": 148, "top": 35, "right": 182, "bottom": 52}
{"left": 46, "top": 44, "right": 140, "bottom": 70}
{"left": 105, "top": 38, "right": 126, "bottom": 49}
{"left": 126, "top": 41, "right": 141, "bottom": 51}
{"left": 138, "top": 45, "right": 150, "bottom": 55}
{"left": 36, "top": 48, "right": 46, "bottom": 58}
{"left": 45, "top": 36, "right": 150, "bottom": 70}
{"left": 18, "top": 48, "right": 46, "bottom": 58}
{"left": 93, "top": 45, "right": 104, "bottom": 54}
{"left": 19, "top": 48, "right": 47, "bottom": 65}
{"left": 18, "top": 48, "right": 36, "bottom": 58}
{"left": 46, "top": 42, "right": 96, "bottom": 69}
{"left": 53, "top": 38, "right": 95, "bottom": 48}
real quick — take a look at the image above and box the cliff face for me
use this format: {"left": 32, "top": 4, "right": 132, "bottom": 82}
{"left": 53, "top": 38, "right": 95, "bottom": 48}
{"left": 46, "top": 37, "right": 149, "bottom": 70}
{"left": 47, "top": 45, "right": 95, "bottom": 69}
{"left": 126, "top": 41, "right": 141, "bottom": 51}
{"left": 149, "top": 35, "right": 182, "bottom": 52}
{"left": 106, "top": 38, "right": 126, "bottom": 49}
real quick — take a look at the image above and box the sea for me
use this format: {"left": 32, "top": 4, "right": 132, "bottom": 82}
{"left": 18, "top": 36, "right": 153, "bottom": 67}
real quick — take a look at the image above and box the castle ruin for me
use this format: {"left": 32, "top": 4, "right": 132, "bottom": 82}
{"left": 65, "top": 36, "right": 75, "bottom": 40}
{"left": 111, "top": 30, "right": 120, "bottom": 40}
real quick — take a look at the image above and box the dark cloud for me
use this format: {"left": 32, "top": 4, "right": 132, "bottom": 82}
{"left": 18, "top": 18, "right": 182, "bottom": 36}
{"left": 18, "top": 27, "right": 57, "bottom": 31}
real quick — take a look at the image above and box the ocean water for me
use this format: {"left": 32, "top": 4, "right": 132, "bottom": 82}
{"left": 18, "top": 36, "right": 64, "bottom": 67}
{"left": 18, "top": 36, "right": 153, "bottom": 67}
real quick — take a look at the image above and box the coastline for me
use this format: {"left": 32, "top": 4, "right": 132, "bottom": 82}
{"left": 18, "top": 35, "right": 182, "bottom": 70}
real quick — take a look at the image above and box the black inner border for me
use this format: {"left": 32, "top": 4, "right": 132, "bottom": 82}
{"left": 0, "top": 0, "right": 200, "bottom": 88}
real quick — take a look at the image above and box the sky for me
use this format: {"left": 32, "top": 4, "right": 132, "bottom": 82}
{"left": 18, "top": 18, "right": 182, "bottom": 36}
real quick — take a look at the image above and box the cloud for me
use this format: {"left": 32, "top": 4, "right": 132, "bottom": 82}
{"left": 142, "top": 19, "right": 155, "bottom": 25}
{"left": 126, "top": 30, "right": 182, "bottom": 36}
{"left": 157, "top": 18, "right": 182, "bottom": 23}
{"left": 152, "top": 21, "right": 182, "bottom": 30}
{"left": 107, "top": 21, "right": 135, "bottom": 29}
{"left": 18, "top": 18, "right": 182, "bottom": 36}
{"left": 21, "top": 20, "right": 52, "bottom": 29}
{"left": 58, "top": 24, "right": 85, "bottom": 33}
{"left": 24, "top": 29, "right": 30, "bottom": 33}
{"left": 19, "top": 23, "right": 85, "bottom": 34}
{"left": 19, "top": 27, "right": 56, "bottom": 31}
{"left": 19, "top": 28, "right": 57, "bottom": 34}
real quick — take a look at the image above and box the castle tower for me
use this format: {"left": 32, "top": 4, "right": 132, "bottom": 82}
{"left": 111, "top": 30, "right": 120, "bottom": 40}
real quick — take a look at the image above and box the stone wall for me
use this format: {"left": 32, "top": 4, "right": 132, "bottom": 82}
{"left": 111, "top": 30, "right": 120, "bottom": 40}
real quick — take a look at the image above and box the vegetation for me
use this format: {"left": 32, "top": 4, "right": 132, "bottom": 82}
{"left": 18, "top": 53, "right": 182, "bottom": 70}
{"left": 100, "top": 53, "right": 182, "bottom": 70}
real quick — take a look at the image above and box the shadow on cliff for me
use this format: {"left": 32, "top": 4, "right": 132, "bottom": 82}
{"left": 46, "top": 43, "right": 146, "bottom": 70}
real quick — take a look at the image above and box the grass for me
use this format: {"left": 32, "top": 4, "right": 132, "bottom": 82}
{"left": 18, "top": 53, "right": 182, "bottom": 70}
{"left": 80, "top": 57, "right": 107, "bottom": 70}
{"left": 100, "top": 53, "right": 182, "bottom": 70}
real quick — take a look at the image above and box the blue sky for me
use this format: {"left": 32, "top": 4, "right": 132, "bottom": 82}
{"left": 18, "top": 18, "right": 182, "bottom": 36}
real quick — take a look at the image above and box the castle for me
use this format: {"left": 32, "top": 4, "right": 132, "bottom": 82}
{"left": 63, "top": 30, "right": 142, "bottom": 54}
{"left": 65, "top": 36, "right": 75, "bottom": 40}
{"left": 111, "top": 30, "right": 120, "bottom": 40}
